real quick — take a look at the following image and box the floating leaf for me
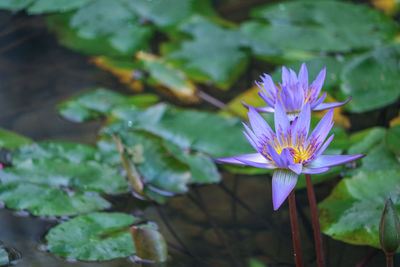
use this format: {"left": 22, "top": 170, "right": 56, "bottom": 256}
{"left": 130, "top": 226, "right": 168, "bottom": 262}
{"left": 0, "top": 0, "right": 33, "bottom": 11}
{"left": 137, "top": 52, "right": 199, "bottom": 103}
{"left": 165, "top": 16, "right": 249, "bottom": 89}
{"left": 242, "top": 1, "right": 398, "bottom": 61}
{"left": 28, "top": 0, "right": 95, "bottom": 14}
{"left": 101, "top": 131, "right": 191, "bottom": 194}
{"left": 58, "top": 88, "right": 158, "bottom": 123}
{"left": 0, "top": 182, "right": 109, "bottom": 216}
{"left": 0, "top": 157, "right": 128, "bottom": 194}
{"left": 319, "top": 170, "right": 400, "bottom": 249}
{"left": 91, "top": 57, "right": 143, "bottom": 91}
{"left": 46, "top": 10, "right": 152, "bottom": 58}
{"left": 0, "top": 247, "right": 8, "bottom": 266}
{"left": 347, "top": 127, "right": 386, "bottom": 155}
{"left": 46, "top": 212, "right": 136, "bottom": 261}
{"left": 0, "top": 128, "right": 33, "bottom": 149}
{"left": 386, "top": 125, "right": 400, "bottom": 155}
{"left": 341, "top": 44, "right": 400, "bottom": 112}
{"left": 106, "top": 103, "right": 253, "bottom": 159}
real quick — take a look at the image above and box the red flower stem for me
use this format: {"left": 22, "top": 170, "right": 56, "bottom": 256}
{"left": 305, "top": 174, "right": 326, "bottom": 267}
{"left": 386, "top": 254, "right": 394, "bottom": 267}
{"left": 288, "top": 190, "right": 304, "bottom": 267}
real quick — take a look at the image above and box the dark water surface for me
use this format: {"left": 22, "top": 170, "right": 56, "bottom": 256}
{"left": 0, "top": 10, "right": 389, "bottom": 267}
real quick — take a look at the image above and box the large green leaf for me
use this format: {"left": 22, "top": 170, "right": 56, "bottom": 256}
{"left": 241, "top": 1, "right": 398, "bottom": 61}
{"left": 46, "top": 212, "right": 136, "bottom": 261}
{"left": 0, "top": 128, "right": 33, "bottom": 149}
{"left": 116, "top": 131, "right": 191, "bottom": 194}
{"left": 0, "top": 0, "right": 33, "bottom": 11}
{"left": 106, "top": 103, "right": 253, "bottom": 159}
{"left": 319, "top": 170, "right": 400, "bottom": 249}
{"left": 0, "top": 183, "right": 109, "bottom": 216}
{"left": 165, "top": 16, "right": 249, "bottom": 89}
{"left": 341, "top": 44, "right": 400, "bottom": 112}
{"left": 57, "top": 88, "right": 158, "bottom": 123}
{"left": 386, "top": 125, "right": 400, "bottom": 156}
{"left": 28, "top": 0, "right": 95, "bottom": 14}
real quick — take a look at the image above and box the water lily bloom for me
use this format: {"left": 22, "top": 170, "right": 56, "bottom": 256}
{"left": 243, "top": 63, "right": 350, "bottom": 120}
{"left": 217, "top": 101, "right": 364, "bottom": 210}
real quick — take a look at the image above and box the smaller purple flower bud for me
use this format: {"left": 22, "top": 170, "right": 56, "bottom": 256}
{"left": 379, "top": 197, "right": 400, "bottom": 256}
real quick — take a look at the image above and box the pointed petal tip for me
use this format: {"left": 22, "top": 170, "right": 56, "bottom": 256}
{"left": 272, "top": 170, "right": 298, "bottom": 211}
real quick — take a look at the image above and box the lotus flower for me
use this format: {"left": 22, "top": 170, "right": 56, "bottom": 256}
{"left": 218, "top": 101, "right": 364, "bottom": 210}
{"left": 244, "top": 63, "right": 350, "bottom": 120}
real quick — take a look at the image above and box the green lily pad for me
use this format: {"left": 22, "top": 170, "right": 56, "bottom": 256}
{"left": 359, "top": 142, "right": 400, "bottom": 172}
{"left": 106, "top": 103, "right": 253, "bottom": 159}
{"left": 0, "top": 157, "right": 128, "bottom": 194}
{"left": 347, "top": 127, "right": 386, "bottom": 155}
{"left": 116, "top": 131, "right": 191, "bottom": 194}
{"left": 0, "top": 0, "right": 33, "bottom": 11}
{"left": 165, "top": 16, "right": 249, "bottom": 89}
{"left": 137, "top": 52, "right": 198, "bottom": 103}
{"left": 57, "top": 88, "right": 158, "bottom": 123}
{"left": 0, "top": 128, "right": 32, "bottom": 149}
{"left": 341, "top": 44, "right": 400, "bottom": 112}
{"left": 28, "top": 0, "right": 95, "bottom": 14}
{"left": 163, "top": 141, "right": 220, "bottom": 184}
{"left": 0, "top": 247, "right": 8, "bottom": 266}
{"left": 386, "top": 125, "right": 400, "bottom": 156}
{"left": 319, "top": 170, "right": 400, "bottom": 249}
{"left": 241, "top": 1, "right": 398, "bottom": 61}
{"left": 46, "top": 212, "right": 136, "bottom": 261}
{"left": 14, "top": 141, "right": 98, "bottom": 164}
{"left": 0, "top": 182, "right": 109, "bottom": 216}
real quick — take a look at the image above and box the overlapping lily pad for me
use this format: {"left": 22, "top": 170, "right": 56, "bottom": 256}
{"left": 58, "top": 88, "right": 158, "bottom": 123}
{"left": 46, "top": 212, "right": 136, "bottom": 261}
{"left": 341, "top": 44, "right": 400, "bottom": 112}
{"left": 241, "top": 1, "right": 398, "bottom": 61}
{"left": 0, "top": 128, "right": 32, "bottom": 149}
{"left": 319, "top": 170, "right": 400, "bottom": 249}
{"left": 165, "top": 16, "right": 249, "bottom": 89}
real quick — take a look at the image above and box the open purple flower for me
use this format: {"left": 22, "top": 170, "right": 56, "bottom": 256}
{"left": 244, "top": 63, "right": 350, "bottom": 120}
{"left": 218, "top": 101, "right": 364, "bottom": 210}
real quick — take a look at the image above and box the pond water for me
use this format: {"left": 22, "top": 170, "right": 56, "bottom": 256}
{"left": 0, "top": 8, "right": 393, "bottom": 267}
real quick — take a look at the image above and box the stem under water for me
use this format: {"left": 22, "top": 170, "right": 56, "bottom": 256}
{"left": 305, "top": 174, "right": 326, "bottom": 267}
{"left": 386, "top": 254, "right": 394, "bottom": 267}
{"left": 288, "top": 190, "right": 304, "bottom": 267}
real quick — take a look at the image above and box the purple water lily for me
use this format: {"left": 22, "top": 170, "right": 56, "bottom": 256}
{"left": 218, "top": 101, "right": 364, "bottom": 210}
{"left": 244, "top": 63, "right": 350, "bottom": 120}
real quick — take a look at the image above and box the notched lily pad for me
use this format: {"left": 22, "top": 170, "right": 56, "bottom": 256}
{"left": 46, "top": 212, "right": 137, "bottom": 261}
{"left": 319, "top": 170, "right": 400, "bottom": 249}
{"left": 57, "top": 88, "right": 158, "bottom": 122}
{"left": 137, "top": 52, "right": 199, "bottom": 103}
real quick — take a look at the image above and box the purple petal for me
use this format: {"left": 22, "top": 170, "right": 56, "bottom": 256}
{"left": 243, "top": 129, "right": 260, "bottom": 152}
{"left": 310, "top": 92, "right": 327, "bottom": 109}
{"left": 308, "top": 154, "right": 365, "bottom": 168}
{"left": 313, "top": 134, "right": 334, "bottom": 159}
{"left": 291, "top": 102, "right": 311, "bottom": 144}
{"left": 298, "top": 63, "right": 308, "bottom": 90}
{"left": 309, "top": 67, "right": 326, "bottom": 100}
{"left": 248, "top": 106, "right": 274, "bottom": 140}
{"left": 266, "top": 143, "right": 287, "bottom": 168}
{"left": 313, "top": 97, "right": 352, "bottom": 111}
{"left": 307, "top": 108, "right": 334, "bottom": 149}
{"left": 302, "top": 166, "right": 330, "bottom": 174}
{"left": 274, "top": 100, "right": 290, "bottom": 142}
{"left": 234, "top": 157, "right": 277, "bottom": 169}
{"left": 281, "top": 147, "right": 295, "bottom": 166}
{"left": 289, "top": 163, "right": 303, "bottom": 175}
{"left": 282, "top": 66, "right": 290, "bottom": 86}
{"left": 242, "top": 101, "right": 275, "bottom": 113}
{"left": 272, "top": 170, "right": 298, "bottom": 210}
{"left": 217, "top": 153, "right": 268, "bottom": 165}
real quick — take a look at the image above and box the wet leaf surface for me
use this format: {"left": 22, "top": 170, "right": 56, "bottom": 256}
{"left": 0, "top": 182, "right": 110, "bottom": 216}
{"left": 46, "top": 212, "right": 136, "bottom": 261}
{"left": 341, "top": 44, "right": 400, "bottom": 112}
{"left": 242, "top": 1, "right": 398, "bottom": 61}
{"left": 0, "top": 128, "right": 33, "bottom": 149}
{"left": 319, "top": 170, "right": 400, "bottom": 249}
{"left": 165, "top": 16, "right": 249, "bottom": 89}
